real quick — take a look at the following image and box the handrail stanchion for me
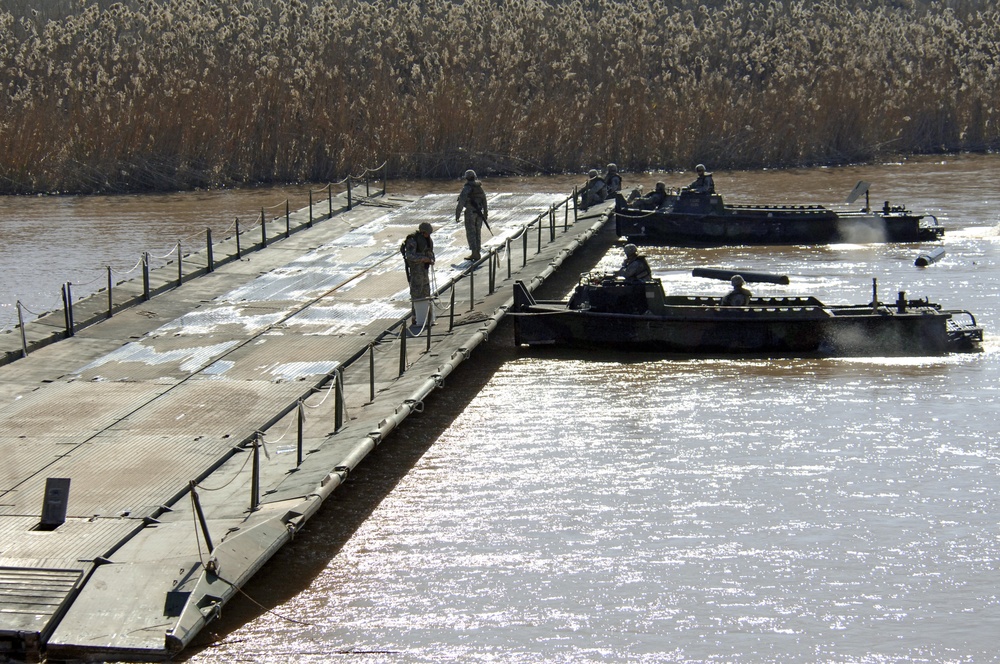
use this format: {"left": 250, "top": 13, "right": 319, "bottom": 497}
{"left": 348, "top": 180, "right": 353, "bottom": 210}
{"left": 328, "top": 184, "right": 333, "bottom": 216}
{"left": 573, "top": 186, "right": 578, "bottom": 222}
{"left": 235, "top": 218, "right": 242, "bottom": 259}
{"left": 549, "top": 206, "right": 556, "bottom": 242}
{"left": 365, "top": 174, "right": 370, "bottom": 198}
{"left": 296, "top": 400, "right": 304, "bottom": 467}
{"left": 260, "top": 208, "right": 267, "bottom": 247}
{"left": 426, "top": 314, "right": 432, "bottom": 353}
{"left": 334, "top": 368, "right": 344, "bottom": 432}
{"left": 17, "top": 301, "right": 27, "bottom": 358}
{"left": 506, "top": 238, "right": 512, "bottom": 280}
{"left": 189, "top": 481, "right": 214, "bottom": 552}
{"left": 368, "top": 343, "right": 376, "bottom": 403}
{"left": 564, "top": 199, "right": 569, "bottom": 231}
{"left": 285, "top": 200, "right": 290, "bottom": 238}
{"left": 206, "top": 228, "right": 214, "bottom": 272}
{"left": 250, "top": 434, "right": 261, "bottom": 511}
{"left": 177, "top": 241, "right": 183, "bottom": 286}
{"left": 398, "top": 323, "right": 407, "bottom": 375}
{"left": 308, "top": 191, "right": 314, "bottom": 226}
{"left": 106, "top": 266, "right": 113, "bottom": 319}
{"left": 522, "top": 230, "right": 528, "bottom": 267}
{"left": 448, "top": 287, "right": 456, "bottom": 332}
{"left": 65, "top": 283, "right": 74, "bottom": 336}
{"left": 381, "top": 163, "right": 387, "bottom": 196}
{"left": 142, "top": 252, "right": 150, "bottom": 300}
{"left": 537, "top": 216, "right": 542, "bottom": 254}
{"left": 489, "top": 252, "right": 496, "bottom": 294}
{"left": 468, "top": 265, "right": 475, "bottom": 312}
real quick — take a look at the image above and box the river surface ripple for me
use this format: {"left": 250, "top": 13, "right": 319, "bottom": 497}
{"left": 3, "top": 155, "right": 1000, "bottom": 662}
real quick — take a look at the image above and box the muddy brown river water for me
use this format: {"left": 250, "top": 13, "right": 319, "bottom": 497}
{"left": 2, "top": 155, "right": 1000, "bottom": 662}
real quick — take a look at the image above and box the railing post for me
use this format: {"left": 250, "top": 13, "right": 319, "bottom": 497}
{"left": 142, "top": 252, "right": 150, "bottom": 300}
{"left": 522, "top": 231, "right": 528, "bottom": 267}
{"left": 308, "top": 190, "right": 314, "bottom": 226}
{"left": 106, "top": 266, "right": 113, "bottom": 318}
{"left": 381, "top": 162, "right": 387, "bottom": 195}
{"left": 445, "top": 288, "right": 454, "bottom": 331}
{"left": 296, "top": 400, "right": 304, "bottom": 467}
{"left": 189, "top": 481, "right": 214, "bottom": 552}
{"left": 398, "top": 323, "right": 407, "bottom": 375}
{"left": 65, "top": 282, "right": 74, "bottom": 335}
{"left": 506, "top": 238, "right": 512, "bottom": 281}
{"left": 250, "top": 434, "right": 261, "bottom": 511}
{"left": 206, "top": 228, "right": 214, "bottom": 272}
{"left": 235, "top": 218, "right": 242, "bottom": 259}
{"left": 334, "top": 368, "right": 344, "bottom": 432}
{"left": 328, "top": 184, "right": 333, "bottom": 216}
{"left": 426, "top": 313, "right": 432, "bottom": 352}
{"left": 368, "top": 343, "right": 376, "bottom": 403}
{"left": 468, "top": 265, "right": 475, "bottom": 312}
{"left": 537, "top": 217, "right": 542, "bottom": 254}
{"left": 261, "top": 208, "right": 267, "bottom": 247}
{"left": 489, "top": 252, "right": 496, "bottom": 294}
{"left": 347, "top": 180, "right": 353, "bottom": 210}
{"left": 573, "top": 186, "right": 579, "bottom": 222}
{"left": 16, "top": 301, "right": 27, "bottom": 358}
{"left": 564, "top": 199, "right": 569, "bottom": 231}
{"left": 177, "top": 242, "right": 182, "bottom": 286}
{"left": 285, "top": 200, "right": 290, "bottom": 238}
{"left": 549, "top": 207, "right": 556, "bottom": 242}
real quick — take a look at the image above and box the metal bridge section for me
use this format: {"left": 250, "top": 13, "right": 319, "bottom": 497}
{"left": 0, "top": 189, "right": 614, "bottom": 661}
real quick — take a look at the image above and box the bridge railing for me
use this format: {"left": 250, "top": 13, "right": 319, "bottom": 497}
{"left": 1, "top": 162, "right": 390, "bottom": 363}
{"left": 237, "top": 191, "right": 585, "bottom": 513}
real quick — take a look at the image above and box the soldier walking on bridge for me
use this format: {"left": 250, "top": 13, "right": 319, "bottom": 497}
{"left": 456, "top": 169, "right": 488, "bottom": 261}
{"left": 403, "top": 222, "right": 436, "bottom": 327}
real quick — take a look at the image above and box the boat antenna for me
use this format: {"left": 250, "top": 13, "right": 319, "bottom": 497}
{"left": 846, "top": 181, "right": 871, "bottom": 213}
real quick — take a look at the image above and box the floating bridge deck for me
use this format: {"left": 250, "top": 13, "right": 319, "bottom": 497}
{"left": 0, "top": 189, "right": 614, "bottom": 662}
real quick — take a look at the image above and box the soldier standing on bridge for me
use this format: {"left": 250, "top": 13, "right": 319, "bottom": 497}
{"left": 456, "top": 169, "right": 488, "bottom": 261}
{"left": 404, "top": 222, "right": 435, "bottom": 327}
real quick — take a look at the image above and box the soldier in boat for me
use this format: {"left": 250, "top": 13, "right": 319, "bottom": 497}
{"left": 615, "top": 243, "right": 652, "bottom": 281}
{"left": 604, "top": 163, "right": 622, "bottom": 197}
{"left": 721, "top": 274, "right": 753, "bottom": 306}
{"left": 630, "top": 181, "right": 669, "bottom": 210}
{"left": 687, "top": 163, "right": 715, "bottom": 194}
{"left": 578, "top": 169, "right": 607, "bottom": 210}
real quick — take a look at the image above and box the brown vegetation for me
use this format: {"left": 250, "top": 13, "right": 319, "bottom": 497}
{"left": 1, "top": 0, "right": 998, "bottom": 193}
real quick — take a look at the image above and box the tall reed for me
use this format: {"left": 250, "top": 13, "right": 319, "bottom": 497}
{"left": 1, "top": 0, "right": 998, "bottom": 193}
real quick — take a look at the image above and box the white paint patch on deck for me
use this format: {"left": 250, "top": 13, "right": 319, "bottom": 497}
{"left": 283, "top": 300, "right": 412, "bottom": 335}
{"left": 76, "top": 340, "right": 240, "bottom": 375}
{"left": 267, "top": 361, "right": 341, "bottom": 382}
{"left": 155, "top": 306, "right": 290, "bottom": 336}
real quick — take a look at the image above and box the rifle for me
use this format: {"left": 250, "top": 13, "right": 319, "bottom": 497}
{"left": 463, "top": 184, "right": 496, "bottom": 237}
{"left": 469, "top": 199, "right": 493, "bottom": 236}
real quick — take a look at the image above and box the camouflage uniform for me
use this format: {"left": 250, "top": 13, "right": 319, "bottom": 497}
{"left": 688, "top": 164, "right": 715, "bottom": 194}
{"left": 456, "top": 170, "right": 488, "bottom": 260}
{"left": 404, "top": 223, "right": 435, "bottom": 300}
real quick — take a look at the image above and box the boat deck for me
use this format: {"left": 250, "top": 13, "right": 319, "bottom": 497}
{"left": 0, "top": 190, "right": 615, "bottom": 661}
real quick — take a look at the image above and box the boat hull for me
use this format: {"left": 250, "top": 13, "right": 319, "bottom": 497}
{"left": 511, "top": 282, "right": 981, "bottom": 357}
{"left": 614, "top": 193, "right": 943, "bottom": 246}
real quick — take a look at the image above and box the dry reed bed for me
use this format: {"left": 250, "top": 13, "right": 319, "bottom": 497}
{"left": 1, "top": 0, "right": 998, "bottom": 193}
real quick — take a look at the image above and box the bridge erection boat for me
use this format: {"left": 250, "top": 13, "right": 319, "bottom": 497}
{"left": 511, "top": 276, "right": 982, "bottom": 356}
{"left": 613, "top": 181, "right": 943, "bottom": 246}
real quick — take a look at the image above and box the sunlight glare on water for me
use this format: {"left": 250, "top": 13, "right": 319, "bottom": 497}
{"left": 4, "top": 155, "right": 1000, "bottom": 662}
{"left": 191, "top": 348, "right": 1000, "bottom": 663}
